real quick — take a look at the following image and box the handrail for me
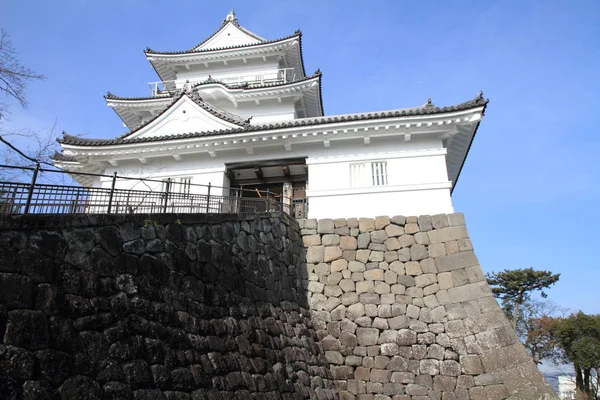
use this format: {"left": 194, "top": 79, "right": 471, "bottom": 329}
{"left": 0, "top": 164, "right": 307, "bottom": 217}
{"left": 148, "top": 67, "right": 297, "bottom": 96}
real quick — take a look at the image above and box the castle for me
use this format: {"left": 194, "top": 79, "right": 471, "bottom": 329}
{"left": 53, "top": 11, "right": 487, "bottom": 219}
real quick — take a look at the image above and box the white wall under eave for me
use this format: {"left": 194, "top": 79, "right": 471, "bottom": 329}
{"left": 307, "top": 188, "right": 454, "bottom": 220}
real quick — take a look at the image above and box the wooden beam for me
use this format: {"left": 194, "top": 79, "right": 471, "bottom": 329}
{"left": 226, "top": 158, "right": 306, "bottom": 170}
{"left": 231, "top": 174, "right": 308, "bottom": 186}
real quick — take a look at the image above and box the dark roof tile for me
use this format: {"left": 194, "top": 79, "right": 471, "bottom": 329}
{"left": 59, "top": 93, "right": 489, "bottom": 147}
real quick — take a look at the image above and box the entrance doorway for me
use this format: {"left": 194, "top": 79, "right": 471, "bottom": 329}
{"left": 226, "top": 158, "right": 308, "bottom": 218}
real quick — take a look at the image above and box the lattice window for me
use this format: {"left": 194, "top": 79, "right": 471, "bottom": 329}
{"left": 350, "top": 161, "right": 388, "bottom": 187}
{"left": 371, "top": 161, "right": 388, "bottom": 186}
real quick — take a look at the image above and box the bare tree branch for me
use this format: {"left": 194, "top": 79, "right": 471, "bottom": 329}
{"left": 0, "top": 29, "right": 45, "bottom": 119}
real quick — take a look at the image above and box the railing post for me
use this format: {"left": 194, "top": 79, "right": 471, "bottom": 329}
{"left": 23, "top": 163, "right": 40, "bottom": 214}
{"left": 163, "top": 178, "right": 171, "bottom": 213}
{"left": 206, "top": 182, "right": 211, "bottom": 214}
{"left": 107, "top": 172, "right": 117, "bottom": 214}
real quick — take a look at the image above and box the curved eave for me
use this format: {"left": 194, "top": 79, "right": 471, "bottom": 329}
{"left": 146, "top": 34, "right": 303, "bottom": 83}
{"left": 106, "top": 96, "right": 173, "bottom": 131}
{"left": 448, "top": 102, "right": 489, "bottom": 193}
{"left": 59, "top": 99, "right": 487, "bottom": 150}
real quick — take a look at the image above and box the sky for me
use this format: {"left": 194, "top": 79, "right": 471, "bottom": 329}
{"left": 1, "top": 1, "right": 599, "bottom": 314}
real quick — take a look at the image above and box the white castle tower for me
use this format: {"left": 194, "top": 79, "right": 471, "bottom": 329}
{"left": 54, "top": 11, "right": 488, "bottom": 219}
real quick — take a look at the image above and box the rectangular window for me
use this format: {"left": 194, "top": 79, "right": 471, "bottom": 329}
{"left": 350, "top": 161, "right": 388, "bottom": 187}
{"left": 177, "top": 177, "right": 192, "bottom": 194}
{"left": 371, "top": 161, "right": 388, "bottom": 186}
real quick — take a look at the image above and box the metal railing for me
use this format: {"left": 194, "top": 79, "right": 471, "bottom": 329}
{"left": 0, "top": 164, "right": 308, "bottom": 217}
{"left": 148, "top": 68, "right": 297, "bottom": 95}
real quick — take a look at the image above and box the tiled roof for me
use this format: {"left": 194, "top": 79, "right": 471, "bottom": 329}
{"left": 103, "top": 73, "right": 320, "bottom": 102}
{"left": 189, "top": 18, "right": 267, "bottom": 51}
{"left": 104, "top": 91, "right": 173, "bottom": 101}
{"left": 107, "top": 90, "right": 251, "bottom": 140}
{"left": 144, "top": 31, "right": 301, "bottom": 56}
{"left": 59, "top": 93, "right": 488, "bottom": 147}
{"left": 51, "top": 151, "right": 77, "bottom": 162}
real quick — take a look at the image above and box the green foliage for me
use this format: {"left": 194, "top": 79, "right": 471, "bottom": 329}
{"left": 487, "top": 267, "right": 560, "bottom": 302}
{"left": 486, "top": 268, "right": 560, "bottom": 331}
{"left": 551, "top": 312, "right": 600, "bottom": 398}
{"left": 143, "top": 219, "right": 159, "bottom": 228}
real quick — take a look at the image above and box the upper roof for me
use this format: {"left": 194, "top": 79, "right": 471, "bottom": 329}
{"left": 144, "top": 11, "right": 299, "bottom": 56}
{"left": 59, "top": 92, "right": 488, "bottom": 147}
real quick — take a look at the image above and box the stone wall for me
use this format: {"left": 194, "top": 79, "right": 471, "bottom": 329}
{"left": 0, "top": 213, "right": 336, "bottom": 400}
{"left": 298, "top": 214, "right": 558, "bottom": 400}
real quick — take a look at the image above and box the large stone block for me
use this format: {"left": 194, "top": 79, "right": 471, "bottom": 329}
{"left": 434, "top": 251, "right": 479, "bottom": 273}
{"left": 447, "top": 281, "right": 493, "bottom": 304}
{"left": 318, "top": 219, "right": 335, "bottom": 234}
{"left": 427, "top": 226, "right": 468, "bottom": 244}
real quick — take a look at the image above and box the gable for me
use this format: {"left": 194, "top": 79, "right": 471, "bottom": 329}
{"left": 124, "top": 96, "right": 241, "bottom": 140}
{"left": 194, "top": 23, "right": 263, "bottom": 51}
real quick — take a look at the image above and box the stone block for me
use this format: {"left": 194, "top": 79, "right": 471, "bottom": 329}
{"left": 318, "top": 219, "right": 335, "bottom": 234}
{"left": 328, "top": 272, "right": 343, "bottom": 285}
{"left": 357, "top": 328, "right": 380, "bottom": 346}
{"left": 308, "top": 281, "right": 325, "bottom": 293}
{"left": 360, "top": 293, "right": 380, "bottom": 304}
{"left": 398, "top": 235, "right": 416, "bottom": 248}
{"left": 415, "top": 273, "right": 437, "bottom": 288}
{"left": 340, "top": 279, "right": 356, "bottom": 293}
{"left": 420, "top": 258, "right": 436, "bottom": 274}
{"left": 341, "top": 236, "right": 358, "bottom": 250}
{"left": 364, "top": 269, "right": 384, "bottom": 281}
{"left": 419, "top": 359, "right": 439, "bottom": 375}
{"left": 460, "top": 355, "right": 484, "bottom": 375}
{"left": 325, "top": 350, "right": 345, "bottom": 365}
{"left": 323, "top": 234, "right": 341, "bottom": 246}
{"left": 357, "top": 280, "right": 374, "bottom": 294}
{"left": 398, "top": 248, "right": 411, "bottom": 262}
{"left": 404, "top": 223, "right": 420, "bottom": 234}
{"left": 396, "top": 329, "right": 417, "bottom": 346}
{"left": 410, "top": 244, "right": 428, "bottom": 261}
{"left": 389, "top": 261, "right": 405, "bottom": 275}
{"left": 447, "top": 281, "right": 493, "bottom": 304}
{"left": 356, "top": 249, "right": 371, "bottom": 263}
{"left": 431, "top": 214, "right": 450, "bottom": 229}
{"left": 324, "top": 246, "right": 343, "bottom": 262}
{"left": 423, "top": 284, "right": 440, "bottom": 297}
{"left": 436, "top": 290, "right": 451, "bottom": 306}
{"left": 370, "top": 369, "right": 390, "bottom": 383}
{"left": 306, "top": 246, "right": 324, "bottom": 263}
{"left": 433, "top": 376, "right": 456, "bottom": 392}
{"left": 405, "top": 262, "right": 422, "bottom": 276}
{"left": 434, "top": 251, "right": 479, "bottom": 273}
{"left": 374, "top": 282, "right": 390, "bottom": 294}
{"left": 303, "top": 234, "right": 321, "bottom": 247}
{"left": 371, "top": 230, "right": 388, "bottom": 244}
{"left": 428, "top": 243, "right": 446, "bottom": 258}
{"left": 359, "top": 218, "right": 375, "bottom": 233}
{"left": 445, "top": 240, "right": 459, "bottom": 254}
{"left": 325, "top": 285, "right": 344, "bottom": 297}
{"left": 369, "top": 251, "right": 384, "bottom": 262}
{"left": 465, "top": 266, "right": 485, "bottom": 283}
{"left": 349, "top": 261, "right": 366, "bottom": 272}
{"left": 384, "top": 238, "right": 401, "bottom": 251}
{"left": 427, "top": 226, "right": 468, "bottom": 244}
{"left": 347, "top": 303, "right": 366, "bottom": 320}
{"left": 332, "top": 259, "right": 349, "bottom": 273}
{"left": 447, "top": 213, "right": 465, "bottom": 226}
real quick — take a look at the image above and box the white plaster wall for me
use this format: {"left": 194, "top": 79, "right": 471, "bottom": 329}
{"left": 307, "top": 188, "right": 454, "bottom": 219}
{"left": 175, "top": 59, "right": 281, "bottom": 88}
{"left": 93, "top": 134, "right": 454, "bottom": 218}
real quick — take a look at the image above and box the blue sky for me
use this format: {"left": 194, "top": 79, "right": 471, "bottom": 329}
{"left": 2, "top": 1, "right": 599, "bottom": 313}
